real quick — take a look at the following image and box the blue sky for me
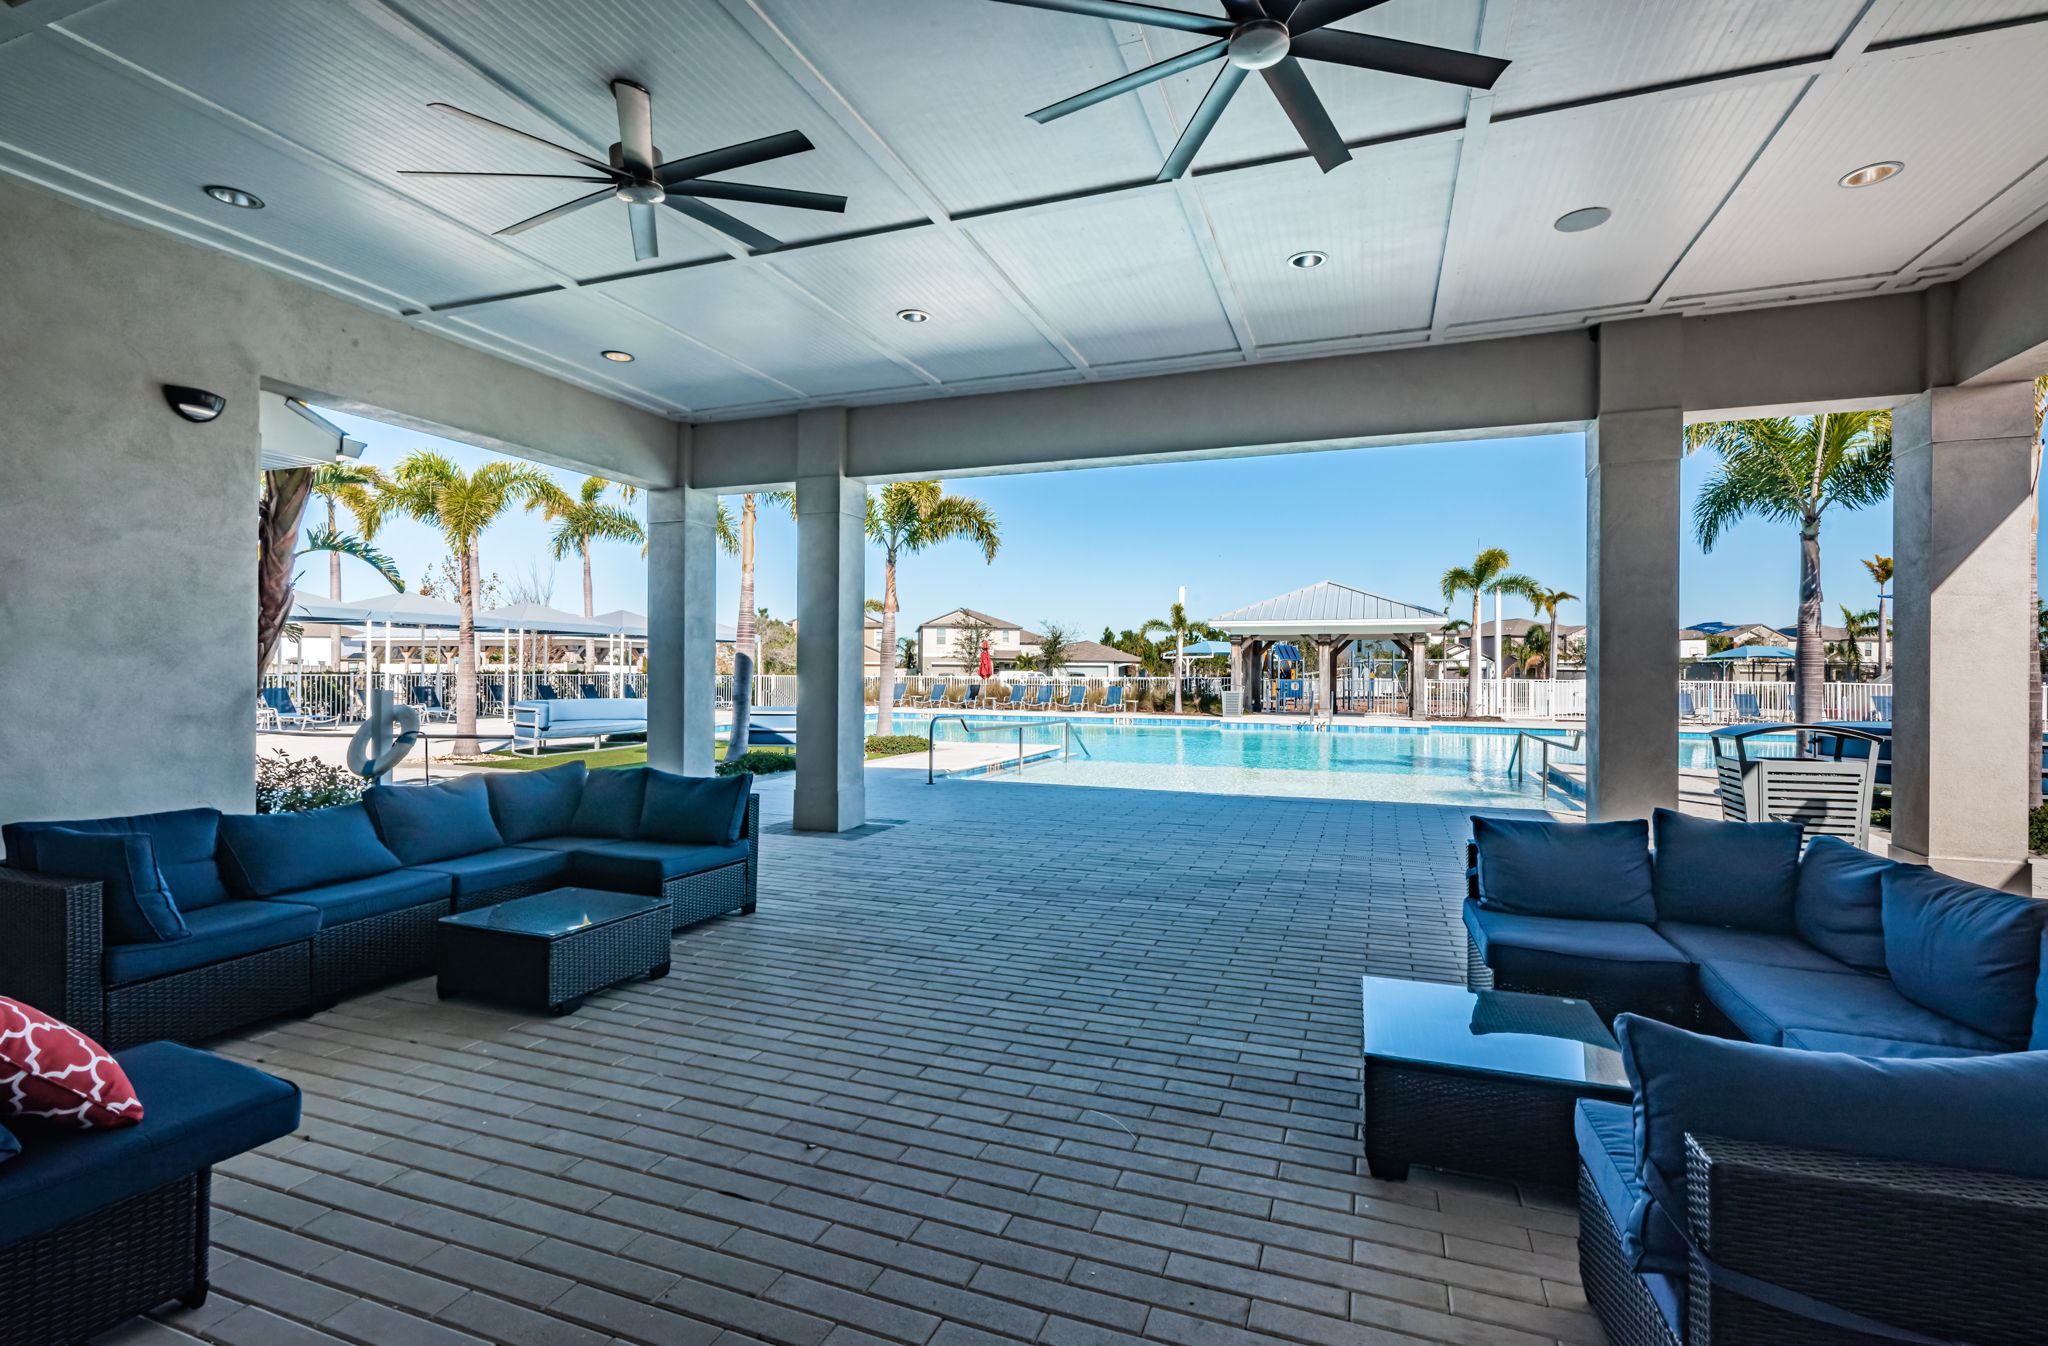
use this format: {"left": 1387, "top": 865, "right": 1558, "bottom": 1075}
{"left": 317, "top": 408, "right": 1935, "bottom": 638}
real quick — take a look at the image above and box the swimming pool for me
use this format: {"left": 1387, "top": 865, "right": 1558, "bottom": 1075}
{"left": 915, "top": 718, "right": 1785, "bottom": 806}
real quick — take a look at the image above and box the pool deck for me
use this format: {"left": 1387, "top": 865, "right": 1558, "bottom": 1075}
{"left": 127, "top": 773, "right": 1606, "bottom": 1346}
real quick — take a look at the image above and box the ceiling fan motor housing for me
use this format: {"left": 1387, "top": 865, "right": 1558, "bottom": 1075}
{"left": 608, "top": 142, "right": 667, "bottom": 203}
{"left": 1228, "top": 19, "right": 1290, "bottom": 70}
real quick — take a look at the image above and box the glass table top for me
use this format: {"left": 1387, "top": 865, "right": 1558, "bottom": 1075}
{"left": 1361, "top": 975, "right": 1627, "bottom": 1089}
{"left": 440, "top": 887, "right": 666, "bottom": 940}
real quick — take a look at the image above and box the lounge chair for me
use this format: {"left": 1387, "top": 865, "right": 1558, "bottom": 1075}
{"left": 888, "top": 681, "right": 906, "bottom": 707}
{"left": 406, "top": 684, "right": 456, "bottom": 723}
{"left": 1874, "top": 693, "right": 1893, "bottom": 720}
{"left": 1027, "top": 684, "right": 1055, "bottom": 711}
{"left": 1099, "top": 686, "right": 1124, "bottom": 712}
{"left": 1732, "top": 690, "right": 1763, "bottom": 722}
{"left": 622, "top": 682, "right": 640, "bottom": 699}
{"left": 259, "top": 686, "right": 336, "bottom": 729}
{"left": 914, "top": 682, "right": 949, "bottom": 709}
{"left": 579, "top": 682, "right": 605, "bottom": 699}
{"left": 1061, "top": 685, "right": 1086, "bottom": 711}
{"left": 1003, "top": 686, "right": 1027, "bottom": 711}
{"left": 532, "top": 683, "right": 558, "bottom": 700}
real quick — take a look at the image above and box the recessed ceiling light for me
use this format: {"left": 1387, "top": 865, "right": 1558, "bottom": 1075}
{"left": 600, "top": 349, "right": 635, "bottom": 362}
{"left": 1554, "top": 206, "right": 1611, "bottom": 232}
{"left": 1287, "top": 250, "right": 1327, "bottom": 269}
{"left": 896, "top": 308, "right": 931, "bottom": 323}
{"left": 203, "top": 184, "right": 264, "bottom": 210}
{"left": 1839, "top": 161, "right": 1903, "bottom": 188}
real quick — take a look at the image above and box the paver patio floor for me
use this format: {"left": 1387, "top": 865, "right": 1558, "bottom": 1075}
{"left": 103, "top": 773, "right": 1601, "bottom": 1346}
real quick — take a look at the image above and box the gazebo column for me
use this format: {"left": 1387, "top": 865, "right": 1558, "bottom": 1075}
{"left": 1586, "top": 316, "right": 1682, "bottom": 821}
{"left": 645, "top": 482, "right": 719, "bottom": 776}
{"left": 1405, "top": 635, "right": 1428, "bottom": 718}
{"left": 794, "top": 408, "right": 867, "bottom": 833}
{"left": 1890, "top": 383, "right": 2038, "bottom": 891}
{"left": 1313, "top": 637, "right": 1336, "bottom": 717}
{"left": 1227, "top": 636, "right": 1247, "bottom": 715}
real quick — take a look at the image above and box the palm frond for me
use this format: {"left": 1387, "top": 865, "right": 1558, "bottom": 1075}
{"left": 297, "top": 527, "right": 404, "bottom": 591}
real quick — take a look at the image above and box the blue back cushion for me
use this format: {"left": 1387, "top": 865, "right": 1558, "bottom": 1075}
{"left": 1650, "top": 808, "right": 1799, "bottom": 931}
{"left": 1794, "top": 836, "right": 1891, "bottom": 972}
{"left": 1882, "top": 865, "right": 2046, "bottom": 1047}
{"left": 481, "top": 762, "right": 588, "bottom": 843}
{"left": 1471, "top": 815, "right": 1654, "bottom": 922}
{"left": 4, "top": 807, "right": 228, "bottom": 911}
{"left": 363, "top": 776, "right": 503, "bottom": 865}
{"left": 1617, "top": 1013, "right": 2048, "bottom": 1276}
{"left": 217, "top": 803, "right": 402, "bottom": 898}
{"left": 34, "top": 829, "right": 190, "bottom": 944}
{"left": 641, "top": 771, "right": 751, "bottom": 846}
{"left": 0, "top": 1122, "right": 17, "bottom": 1167}
{"left": 569, "top": 767, "right": 649, "bottom": 839}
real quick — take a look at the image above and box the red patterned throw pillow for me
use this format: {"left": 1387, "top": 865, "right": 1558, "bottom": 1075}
{"left": 0, "top": 997, "right": 142, "bottom": 1128}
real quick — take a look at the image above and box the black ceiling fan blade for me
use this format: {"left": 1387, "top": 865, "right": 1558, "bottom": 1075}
{"left": 987, "top": 0, "right": 1232, "bottom": 36}
{"left": 662, "top": 194, "right": 784, "bottom": 253}
{"left": 1157, "top": 62, "right": 1247, "bottom": 181}
{"left": 1217, "top": 0, "right": 1267, "bottom": 18}
{"left": 1261, "top": 58, "right": 1351, "bottom": 173}
{"left": 400, "top": 170, "right": 615, "bottom": 181}
{"left": 494, "top": 186, "right": 615, "bottom": 236}
{"left": 427, "top": 103, "right": 615, "bottom": 174}
{"left": 667, "top": 180, "right": 848, "bottom": 213}
{"left": 1280, "top": 0, "right": 1397, "bottom": 33}
{"left": 1290, "top": 28, "right": 1509, "bottom": 89}
{"left": 628, "top": 201, "right": 659, "bottom": 261}
{"left": 1029, "top": 40, "right": 1225, "bottom": 123}
{"left": 656, "top": 130, "right": 815, "bottom": 186}
{"left": 612, "top": 79, "right": 657, "bottom": 177}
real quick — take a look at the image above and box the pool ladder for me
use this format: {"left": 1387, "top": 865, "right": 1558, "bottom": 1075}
{"left": 926, "top": 716, "right": 1090, "bottom": 784}
{"left": 1508, "top": 729, "right": 1584, "bottom": 811}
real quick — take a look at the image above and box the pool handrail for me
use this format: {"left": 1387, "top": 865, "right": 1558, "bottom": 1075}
{"left": 926, "top": 715, "right": 1090, "bottom": 784}
{"left": 1507, "top": 728, "right": 1585, "bottom": 811}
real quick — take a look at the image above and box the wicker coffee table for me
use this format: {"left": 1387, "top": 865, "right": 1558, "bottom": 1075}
{"left": 1361, "top": 975, "right": 1630, "bottom": 1187}
{"left": 437, "top": 888, "right": 671, "bottom": 1016}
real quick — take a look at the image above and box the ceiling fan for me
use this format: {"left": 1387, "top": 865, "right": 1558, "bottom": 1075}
{"left": 399, "top": 79, "right": 848, "bottom": 259}
{"left": 989, "top": 0, "right": 1509, "bottom": 181}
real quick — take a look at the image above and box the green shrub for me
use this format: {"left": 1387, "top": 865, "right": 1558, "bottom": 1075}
{"left": 718, "top": 750, "right": 796, "bottom": 777}
{"left": 865, "top": 734, "right": 929, "bottom": 758}
{"left": 255, "top": 750, "right": 365, "bottom": 813}
{"left": 1871, "top": 788, "right": 1892, "bottom": 832}
{"left": 2031, "top": 802, "right": 2048, "bottom": 854}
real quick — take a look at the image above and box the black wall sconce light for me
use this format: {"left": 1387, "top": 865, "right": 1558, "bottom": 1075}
{"left": 163, "top": 385, "right": 226, "bottom": 423}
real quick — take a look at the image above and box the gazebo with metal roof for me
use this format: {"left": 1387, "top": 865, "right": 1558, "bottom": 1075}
{"left": 1209, "top": 582, "right": 1444, "bottom": 717}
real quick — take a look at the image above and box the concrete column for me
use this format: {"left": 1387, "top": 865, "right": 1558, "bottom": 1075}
{"left": 1586, "top": 317, "right": 1683, "bottom": 820}
{"left": 645, "top": 474, "right": 719, "bottom": 777}
{"left": 1406, "top": 635, "right": 1428, "bottom": 717}
{"left": 794, "top": 408, "right": 867, "bottom": 832}
{"left": 1890, "top": 383, "right": 2039, "bottom": 890}
{"left": 1313, "top": 638, "right": 1336, "bottom": 717}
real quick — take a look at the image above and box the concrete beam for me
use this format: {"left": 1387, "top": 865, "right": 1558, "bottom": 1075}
{"left": 793, "top": 409, "right": 867, "bottom": 832}
{"left": 1953, "top": 215, "right": 2048, "bottom": 386}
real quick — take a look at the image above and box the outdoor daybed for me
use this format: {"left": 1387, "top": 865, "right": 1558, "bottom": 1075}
{"left": 0, "top": 764, "right": 757, "bottom": 1050}
{"left": 1463, "top": 810, "right": 2048, "bottom": 1345}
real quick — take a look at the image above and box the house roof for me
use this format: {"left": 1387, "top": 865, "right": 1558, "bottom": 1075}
{"left": 1061, "top": 641, "right": 1140, "bottom": 665}
{"left": 917, "top": 607, "right": 1031, "bottom": 633}
{"left": 1211, "top": 582, "right": 1443, "bottom": 634}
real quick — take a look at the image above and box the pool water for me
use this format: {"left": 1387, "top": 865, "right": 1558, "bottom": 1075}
{"left": 920, "top": 719, "right": 1782, "bottom": 806}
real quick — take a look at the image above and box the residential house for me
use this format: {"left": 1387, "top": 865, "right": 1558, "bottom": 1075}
{"left": 916, "top": 608, "right": 1141, "bottom": 680}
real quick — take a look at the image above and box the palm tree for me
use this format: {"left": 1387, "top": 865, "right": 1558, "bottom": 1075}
{"left": 728, "top": 492, "right": 793, "bottom": 675}
{"left": 1441, "top": 548, "right": 1539, "bottom": 717}
{"left": 1528, "top": 585, "right": 1578, "bottom": 678}
{"left": 377, "top": 452, "right": 560, "bottom": 754}
{"left": 1834, "top": 605, "right": 1879, "bottom": 680}
{"left": 1688, "top": 411, "right": 1892, "bottom": 723}
{"left": 544, "top": 477, "right": 645, "bottom": 620}
{"left": 865, "top": 481, "right": 1001, "bottom": 734}
{"left": 1140, "top": 601, "right": 1221, "bottom": 713}
{"left": 1860, "top": 554, "right": 1892, "bottom": 681}
{"left": 308, "top": 464, "right": 387, "bottom": 599}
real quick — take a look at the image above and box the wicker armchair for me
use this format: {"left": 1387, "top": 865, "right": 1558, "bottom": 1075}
{"left": 662, "top": 794, "right": 759, "bottom": 929}
{"left": 0, "top": 869, "right": 313, "bottom": 1051}
{"left": 1581, "top": 1132, "right": 2048, "bottom": 1346}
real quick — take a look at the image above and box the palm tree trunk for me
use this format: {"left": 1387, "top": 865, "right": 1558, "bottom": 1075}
{"left": 581, "top": 543, "right": 596, "bottom": 668}
{"left": 735, "top": 495, "right": 759, "bottom": 674}
{"left": 1547, "top": 609, "right": 1560, "bottom": 680}
{"left": 453, "top": 543, "right": 478, "bottom": 757}
{"left": 876, "top": 546, "right": 900, "bottom": 736}
{"left": 1796, "top": 516, "right": 1825, "bottom": 723}
{"left": 327, "top": 497, "right": 342, "bottom": 599}
{"left": 257, "top": 468, "right": 314, "bottom": 676}
{"left": 1468, "top": 592, "right": 1482, "bottom": 718}
{"left": 1876, "top": 592, "right": 1888, "bottom": 682}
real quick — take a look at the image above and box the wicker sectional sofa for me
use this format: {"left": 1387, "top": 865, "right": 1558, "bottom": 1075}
{"left": 0, "top": 763, "right": 757, "bottom": 1050}
{"left": 1462, "top": 808, "right": 2048, "bottom": 1346}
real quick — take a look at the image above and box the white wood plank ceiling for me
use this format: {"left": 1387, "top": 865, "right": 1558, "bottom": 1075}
{"left": 3, "top": 0, "right": 2045, "bottom": 420}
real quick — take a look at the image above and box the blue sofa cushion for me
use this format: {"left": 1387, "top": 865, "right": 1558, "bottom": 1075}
{"left": 1653, "top": 922, "right": 1846, "bottom": 974}
{"left": 34, "top": 829, "right": 189, "bottom": 944}
{"left": 103, "top": 899, "right": 319, "bottom": 987}
{"left": 567, "top": 839, "right": 749, "bottom": 895}
{"left": 0, "top": 1040, "right": 299, "bottom": 1248}
{"left": 1650, "top": 808, "right": 1799, "bottom": 931}
{"left": 1882, "top": 864, "right": 2046, "bottom": 1047}
{"left": 363, "top": 776, "right": 503, "bottom": 866}
{"left": 1794, "top": 836, "right": 1890, "bottom": 972}
{"left": 280, "top": 869, "right": 450, "bottom": 929}
{"left": 1470, "top": 816, "right": 1654, "bottom": 921}
{"left": 569, "top": 767, "right": 649, "bottom": 839}
{"left": 5, "top": 807, "right": 229, "bottom": 911}
{"left": 218, "top": 804, "right": 400, "bottom": 899}
{"left": 411, "top": 846, "right": 569, "bottom": 900}
{"left": 1574, "top": 1100, "right": 1685, "bottom": 1336}
{"left": 1780, "top": 1030, "right": 1998, "bottom": 1059}
{"left": 505, "top": 835, "right": 590, "bottom": 854}
{"left": 1617, "top": 1014, "right": 2048, "bottom": 1278}
{"left": 0, "top": 1122, "right": 17, "bottom": 1167}
{"left": 481, "top": 763, "right": 588, "bottom": 844}
{"left": 1463, "top": 901, "right": 1693, "bottom": 1015}
{"left": 640, "top": 770, "right": 750, "bottom": 846}
{"left": 1696, "top": 958, "right": 2003, "bottom": 1051}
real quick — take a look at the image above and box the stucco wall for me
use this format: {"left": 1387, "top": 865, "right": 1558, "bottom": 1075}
{"left": 0, "top": 177, "right": 676, "bottom": 837}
